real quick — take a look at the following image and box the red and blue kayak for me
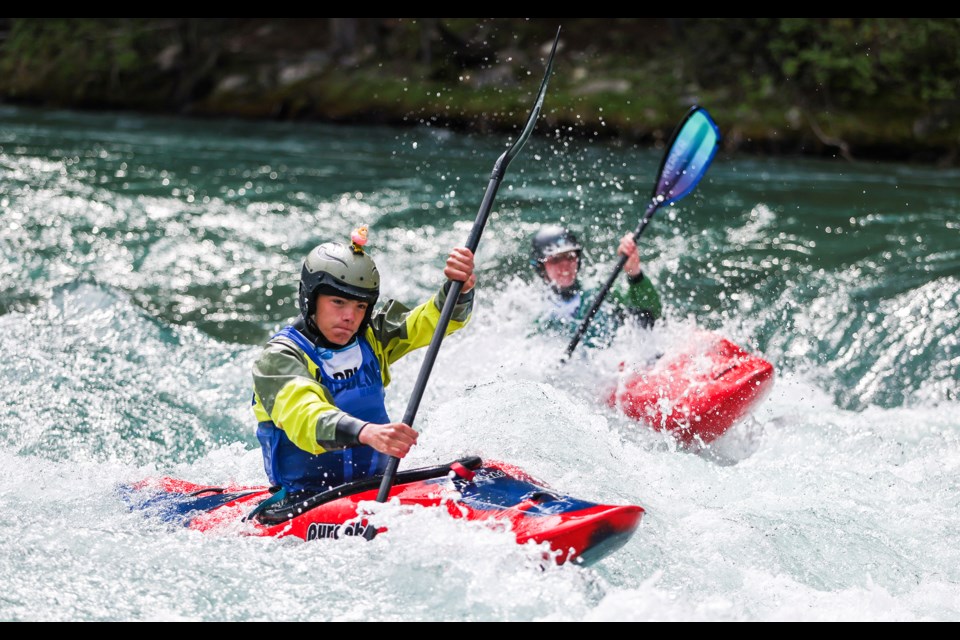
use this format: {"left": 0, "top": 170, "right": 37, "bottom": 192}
{"left": 608, "top": 331, "right": 775, "bottom": 446}
{"left": 121, "top": 456, "right": 643, "bottom": 567}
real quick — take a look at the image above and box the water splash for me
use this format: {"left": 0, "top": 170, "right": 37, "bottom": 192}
{"left": 1, "top": 106, "right": 958, "bottom": 620}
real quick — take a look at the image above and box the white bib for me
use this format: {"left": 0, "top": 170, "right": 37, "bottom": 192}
{"left": 319, "top": 340, "right": 363, "bottom": 381}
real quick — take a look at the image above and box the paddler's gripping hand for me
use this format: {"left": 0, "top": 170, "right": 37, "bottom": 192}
{"left": 444, "top": 247, "right": 476, "bottom": 294}
{"left": 358, "top": 422, "right": 419, "bottom": 458}
{"left": 618, "top": 233, "right": 642, "bottom": 278}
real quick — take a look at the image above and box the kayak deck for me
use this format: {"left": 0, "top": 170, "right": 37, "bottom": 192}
{"left": 121, "top": 457, "right": 643, "bottom": 567}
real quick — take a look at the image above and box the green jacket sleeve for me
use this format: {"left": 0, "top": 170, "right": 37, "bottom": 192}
{"left": 610, "top": 271, "right": 662, "bottom": 320}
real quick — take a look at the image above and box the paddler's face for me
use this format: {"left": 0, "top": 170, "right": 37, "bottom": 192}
{"left": 314, "top": 295, "right": 369, "bottom": 346}
{"left": 543, "top": 251, "right": 579, "bottom": 290}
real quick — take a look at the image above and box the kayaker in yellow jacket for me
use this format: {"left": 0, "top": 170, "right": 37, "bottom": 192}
{"left": 252, "top": 228, "right": 476, "bottom": 496}
{"left": 530, "top": 224, "right": 661, "bottom": 348}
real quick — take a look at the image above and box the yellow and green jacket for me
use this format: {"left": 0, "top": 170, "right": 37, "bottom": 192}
{"left": 251, "top": 283, "right": 474, "bottom": 492}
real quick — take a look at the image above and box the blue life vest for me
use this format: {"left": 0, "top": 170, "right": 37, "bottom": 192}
{"left": 256, "top": 326, "right": 390, "bottom": 494}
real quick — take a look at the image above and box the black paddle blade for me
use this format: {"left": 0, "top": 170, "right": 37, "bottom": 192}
{"left": 500, "top": 26, "right": 561, "bottom": 170}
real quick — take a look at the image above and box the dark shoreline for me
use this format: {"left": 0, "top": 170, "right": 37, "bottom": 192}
{"left": 5, "top": 96, "right": 953, "bottom": 169}
{"left": 3, "top": 18, "right": 958, "bottom": 167}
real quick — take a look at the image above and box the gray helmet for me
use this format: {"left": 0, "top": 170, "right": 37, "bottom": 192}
{"left": 298, "top": 242, "right": 380, "bottom": 322}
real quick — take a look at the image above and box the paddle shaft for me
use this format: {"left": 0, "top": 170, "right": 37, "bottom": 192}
{"left": 374, "top": 28, "right": 560, "bottom": 505}
{"left": 563, "top": 199, "right": 659, "bottom": 360}
{"left": 376, "top": 160, "right": 507, "bottom": 502}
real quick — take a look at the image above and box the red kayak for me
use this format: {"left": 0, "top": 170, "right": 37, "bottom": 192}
{"left": 121, "top": 457, "right": 643, "bottom": 567}
{"left": 607, "top": 331, "right": 775, "bottom": 446}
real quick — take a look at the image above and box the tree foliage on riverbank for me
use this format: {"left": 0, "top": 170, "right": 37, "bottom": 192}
{"left": 2, "top": 18, "right": 958, "bottom": 164}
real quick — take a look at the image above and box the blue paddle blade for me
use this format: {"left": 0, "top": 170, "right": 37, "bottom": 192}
{"left": 654, "top": 106, "right": 721, "bottom": 206}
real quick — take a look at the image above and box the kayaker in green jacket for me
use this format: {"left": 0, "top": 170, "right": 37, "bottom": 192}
{"left": 530, "top": 224, "right": 661, "bottom": 349}
{"left": 252, "top": 225, "right": 476, "bottom": 497}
